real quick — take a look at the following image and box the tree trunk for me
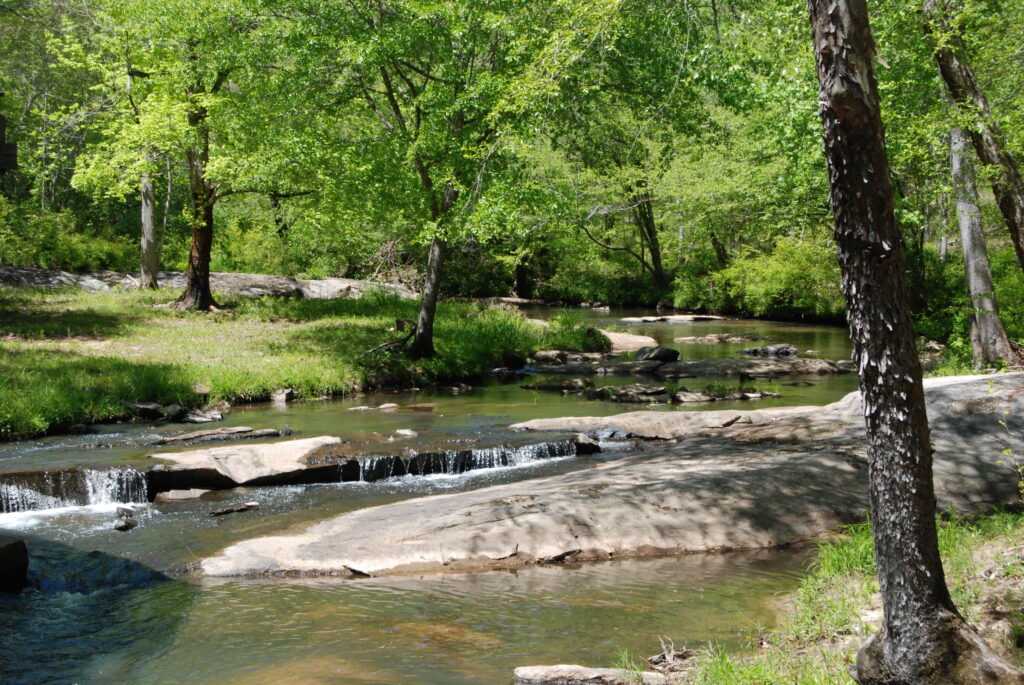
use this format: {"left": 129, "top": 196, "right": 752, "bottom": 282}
{"left": 409, "top": 236, "right": 446, "bottom": 360}
{"left": 632, "top": 187, "right": 668, "bottom": 292}
{"left": 177, "top": 97, "right": 216, "bottom": 311}
{"left": 925, "top": 0, "right": 1024, "bottom": 274}
{"left": 808, "top": 2, "right": 1023, "bottom": 683}
{"left": 139, "top": 173, "right": 160, "bottom": 289}
{"left": 951, "top": 128, "right": 1016, "bottom": 366}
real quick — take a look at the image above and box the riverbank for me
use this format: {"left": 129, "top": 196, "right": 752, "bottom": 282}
{"left": 0, "top": 287, "right": 604, "bottom": 440}
{"left": 552, "top": 511, "right": 1024, "bottom": 684}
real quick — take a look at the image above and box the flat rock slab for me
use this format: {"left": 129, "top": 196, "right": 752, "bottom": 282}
{"left": 598, "top": 330, "right": 658, "bottom": 352}
{"left": 200, "top": 374, "right": 1023, "bottom": 578}
{"left": 514, "top": 665, "right": 668, "bottom": 684}
{"left": 148, "top": 436, "right": 342, "bottom": 490}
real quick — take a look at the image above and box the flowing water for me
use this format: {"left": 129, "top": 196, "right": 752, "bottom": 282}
{"left": 0, "top": 309, "right": 854, "bottom": 684}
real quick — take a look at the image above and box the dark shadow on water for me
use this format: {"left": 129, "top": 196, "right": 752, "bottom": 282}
{"left": 0, "top": 537, "right": 196, "bottom": 684}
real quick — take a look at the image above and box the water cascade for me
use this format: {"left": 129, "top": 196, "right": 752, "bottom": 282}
{"left": 355, "top": 439, "right": 579, "bottom": 482}
{"left": 0, "top": 467, "right": 148, "bottom": 513}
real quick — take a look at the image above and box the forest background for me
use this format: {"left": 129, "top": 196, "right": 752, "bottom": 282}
{"left": 1, "top": 0, "right": 1022, "bottom": 365}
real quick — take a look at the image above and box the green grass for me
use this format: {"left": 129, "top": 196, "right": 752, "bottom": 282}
{"left": 686, "top": 511, "right": 1024, "bottom": 683}
{"left": 0, "top": 287, "right": 592, "bottom": 439}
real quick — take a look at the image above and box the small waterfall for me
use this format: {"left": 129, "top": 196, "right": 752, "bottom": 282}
{"left": 0, "top": 467, "right": 148, "bottom": 513}
{"left": 84, "top": 468, "right": 148, "bottom": 505}
{"left": 0, "top": 483, "right": 72, "bottom": 513}
{"left": 356, "top": 439, "right": 577, "bottom": 483}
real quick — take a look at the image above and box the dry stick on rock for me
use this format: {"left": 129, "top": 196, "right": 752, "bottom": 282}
{"left": 808, "top": 0, "right": 1023, "bottom": 682}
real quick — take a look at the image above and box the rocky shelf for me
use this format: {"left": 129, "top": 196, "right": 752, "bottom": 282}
{"left": 198, "top": 373, "right": 1023, "bottom": 578}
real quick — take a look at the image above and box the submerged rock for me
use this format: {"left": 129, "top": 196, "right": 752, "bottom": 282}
{"left": 739, "top": 343, "right": 798, "bottom": 357}
{"left": 633, "top": 346, "right": 680, "bottom": 362}
{"left": 0, "top": 539, "right": 29, "bottom": 592}
{"left": 675, "top": 333, "right": 767, "bottom": 344}
{"left": 585, "top": 384, "right": 671, "bottom": 404}
{"left": 113, "top": 518, "right": 138, "bottom": 532}
{"left": 149, "top": 426, "right": 283, "bottom": 446}
{"left": 521, "top": 378, "right": 595, "bottom": 393}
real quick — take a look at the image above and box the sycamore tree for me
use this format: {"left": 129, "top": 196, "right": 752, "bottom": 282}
{"left": 277, "top": 0, "right": 624, "bottom": 358}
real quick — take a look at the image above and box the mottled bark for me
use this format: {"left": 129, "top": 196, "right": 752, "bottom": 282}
{"left": 139, "top": 173, "right": 159, "bottom": 289}
{"left": 409, "top": 236, "right": 446, "bottom": 359}
{"left": 924, "top": 0, "right": 1024, "bottom": 274}
{"left": 808, "top": 1, "right": 1023, "bottom": 683}
{"left": 951, "top": 128, "right": 1016, "bottom": 366}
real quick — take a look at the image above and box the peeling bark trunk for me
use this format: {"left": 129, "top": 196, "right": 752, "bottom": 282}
{"left": 139, "top": 173, "right": 159, "bottom": 289}
{"left": 409, "top": 236, "right": 446, "bottom": 360}
{"left": 925, "top": 0, "right": 1024, "bottom": 273}
{"left": 951, "top": 128, "right": 1016, "bottom": 366}
{"left": 809, "top": 1, "right": 1023, "bottom": 683}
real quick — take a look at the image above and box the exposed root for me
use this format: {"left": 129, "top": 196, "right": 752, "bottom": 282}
{"left": 853, "top": 613, "right": 1024, "bottom": 684}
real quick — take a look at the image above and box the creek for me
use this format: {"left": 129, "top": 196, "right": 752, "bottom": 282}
{"left": 0, "top": 308, "right": 855, "bottom": 684}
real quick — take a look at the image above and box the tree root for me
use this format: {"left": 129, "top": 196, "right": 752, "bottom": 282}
{"left": 853, "top": 612, "right": 1024, "bottom": 684}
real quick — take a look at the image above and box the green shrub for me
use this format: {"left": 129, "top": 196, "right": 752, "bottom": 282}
{"left": 718, "top": 237, "right": 844, "bottom": 321}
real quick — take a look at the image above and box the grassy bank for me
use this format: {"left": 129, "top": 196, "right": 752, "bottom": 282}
{"left": 0, "top": 287, "right": 603, "bottom": 440}
{"left": 666, "top": 512, "right": 1024, "bottom": 683}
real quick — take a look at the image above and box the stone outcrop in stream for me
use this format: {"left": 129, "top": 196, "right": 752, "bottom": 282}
{"left": 200, "top": 374, "right": 1023, "bottom": 578}
{"left": 145, "top": 435, "right": 594, "bottom": 497}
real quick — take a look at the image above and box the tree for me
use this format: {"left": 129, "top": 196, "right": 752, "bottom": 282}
{"left": 286, "top": 0, "right": 624, "bottom": 356}
{"left": 950, "top": 127, "right": 1017, "bottom": 365}
{"left": 924, "top": 0, "right": 1024, "bottom": 274}
{"left": 807, "top": 0, "right": 1024, "bottom": 682}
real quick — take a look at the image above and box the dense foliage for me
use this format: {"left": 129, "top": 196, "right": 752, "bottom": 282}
{"left": 1, "top": 0, "right": 1023, "bottom": 342}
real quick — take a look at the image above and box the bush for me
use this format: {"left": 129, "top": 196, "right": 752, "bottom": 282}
{"left": 0, "top": 199, "right": 136, "bottom": 272}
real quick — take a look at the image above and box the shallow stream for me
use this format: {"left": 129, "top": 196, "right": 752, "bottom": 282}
{"left": 0, "top": 308, "right": 854, "bottom": 684}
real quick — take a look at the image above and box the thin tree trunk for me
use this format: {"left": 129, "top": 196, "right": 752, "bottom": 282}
{"left": 925, "top": 0, "right": 1024, "bottom": 273}
{"left": 808, "top": 1, "right": 1023, "bottom": 683}
{"left": 409, "top": 236, "right": 446, "bottom": 360}
{"left": 139, "top": 172, "right": 159, "bottom": 289}
{"left": 951, "top": 128, "right": 1016, "bottom": 366}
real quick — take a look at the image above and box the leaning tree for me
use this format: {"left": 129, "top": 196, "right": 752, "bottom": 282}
{"left": 807, "top": 0, "right": 1024, "bottom": 682}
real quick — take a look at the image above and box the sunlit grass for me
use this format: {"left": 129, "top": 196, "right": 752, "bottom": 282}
{"left": 0, "top": 287, "right": 605, "bottom": 439}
